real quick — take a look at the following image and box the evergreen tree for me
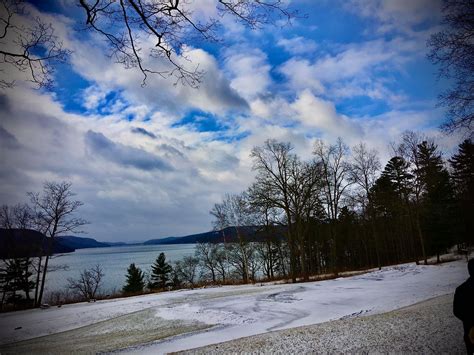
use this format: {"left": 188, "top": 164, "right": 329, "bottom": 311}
{"left": 371, "top": 157, "right": 419, "bottom": 264}
{"left": 122, "top": 263, "right": 145, "bottom": 294}
{"left": 381, "top": 156, "right": 413, "bottom": 202}
{"left": 371, "top": 174, "right": 399, "bottom": 219}
{"left": 0, "top": 258, "right": 35, "bottom": 308}
{"left": 449, "top": 139, "right": 474, "bottom": 245}
{"left": 415, "top": 141, "right": 455, "bottom": 262}
{"left": 149, "top": 253, "right": 172, "bottom": 290}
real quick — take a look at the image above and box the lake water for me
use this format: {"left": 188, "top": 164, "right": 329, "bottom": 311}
{"left": 45, "top": 244, "right": 196, "bottom": 297}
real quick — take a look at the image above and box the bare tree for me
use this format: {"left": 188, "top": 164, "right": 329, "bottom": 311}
{"left": 428, "top": 0, "right": 474, "bottom": 135}
{"left": 195, "top": 242, "right": 219, "bottom": 284}
{"left": 247, "top": 197, "right": 282, "bottom": 279}
{"left": 210, "top": 192, "right": 253, "bottom": 283}
{"left": 28, "top": 181, "right": 87, "bottom": 307}
{"left": 350, "top": 143, "right": 381, "bottom": 206}
{"left": 313, "top": 138, "right": 353, "bottom": 274}
{"left": 0, "top": 0, "right": 70, "bottom": 89}
{"left": 214, "top": 243, "right": 229, "bottom": 283}
{"left": 67, "top": 264, "right": 104, "bottom": 301}
{"left": 0, "top": 203, "right": 34, "bottom": 230}
{"left": 250, "top": 140, "right": 296, "bottom": 281}
{"left": 350, "top": 142, "right": 382, "bottom": 269}
{"left": 224, "top": 240, "right": 252, "bottom": 282}
{"left": 250, "top": 139, "right": 321, "bottom": 281}
{"left": 174, "top": 256, "right": 199, "bottom": 288}
{"left": 394, "top": 131, "right": 431, "bottom": 265}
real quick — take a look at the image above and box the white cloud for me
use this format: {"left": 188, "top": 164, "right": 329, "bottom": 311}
{"left": 279, "top": 37, "right": 419, "bottom": 103}
{"left": 224, "top": 47, "right": 272, "bottom": 100}
{"left": 0, "top": 81, "right": 453, "bottom": 241}
{"left": 277, "top": 36, "right": 318, "bottom": 55}
{"left": 278, "top": 58, "right": 325, "bottom": 94}
{"left": 291, "top": 90, "right": 360, "bottom": 137}
{"left": 249, "top": 96, "right": 294, "bottom": 121}
{"left": 346, "top": 0, "right": 443, "bottom": 35}
{"left": 82, "top": 86, "right": 108, "bottom": 111}
{"left": 0, "top": 86, "right": 254, "bottom": 241}
{"left": 68, "top": 34, "right": 247, "bottom": 118}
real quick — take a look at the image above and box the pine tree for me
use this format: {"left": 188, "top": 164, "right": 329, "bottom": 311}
{"left": 415, "top": 141, "right": 455, "bottom": 262}
{"left": 449, "top": 139, "right": 474, "bottom": 245}
{"left": 371, "top": 156, "right": 419, "bottom": 264}
{"left": 122, "top": 263, "right": 145, "bottom": 294}
{"left": 0, "top": 258, "right": 35, "bottom": 308}
{"left": 371, "top": 174, "right": 399, "bottom": 218}
{"left": 149, "top": 252, "right": 172, "bottom": 290}
{"left": 381, "top": 156, "right": 413, "bottom": 201}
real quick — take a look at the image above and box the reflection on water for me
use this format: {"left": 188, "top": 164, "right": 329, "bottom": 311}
{"left": 46, "top": 244, "right": 196, "bottom": 296}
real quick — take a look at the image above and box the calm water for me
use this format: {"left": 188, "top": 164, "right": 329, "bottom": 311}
{"left": 45, "top": 244, "right": 196, "bottom": 297}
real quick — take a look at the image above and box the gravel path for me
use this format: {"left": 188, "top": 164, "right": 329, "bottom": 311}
{"left": 179, "top": 293, "right": 466, "bottom": 354}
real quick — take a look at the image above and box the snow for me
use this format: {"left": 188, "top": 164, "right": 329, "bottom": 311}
{"left": 181, "top": 294, "right": 465, "bottom": 354}
{"left": 0, "top": 260, "right": 468, "bottom": 354}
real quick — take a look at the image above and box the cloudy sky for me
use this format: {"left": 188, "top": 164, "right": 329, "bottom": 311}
{"left": 0, "top": 0, "right": 460, "bottom": 242}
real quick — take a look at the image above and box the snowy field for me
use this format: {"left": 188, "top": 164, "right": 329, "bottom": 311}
{"left": 180, "top": 294, "right": 465, "bottom": 354}
{"left": 0, "top": 259, "right": 468, "bottom": 354}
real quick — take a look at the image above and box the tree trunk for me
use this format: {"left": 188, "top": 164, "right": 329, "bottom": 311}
{"left": 34, "top": 255, "right": 42, "bottom": 307}
{"left": 37, "top": 254, "right": 50, "bottom": 306}
{"left": 370, "top": 213, "right": 381, "bottom": 270}
{"left": 286, "top": 219, "right": 297, "bottom": 283}
{"left": 415, "top": 216, "right": 427, "bottom": 265}
{"left": 330, "top": 222, "right": 338, "bottom": 276}
{"left": 235, "top": 227, "right": 249, "bottom": 283}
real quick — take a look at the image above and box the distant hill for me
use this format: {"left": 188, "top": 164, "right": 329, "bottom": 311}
{"left": 56, "top": 235, "right": 110, "bottom": 249}
{"left": 0, "top": 228, "right": 75, "bottom": 258}
{"left": 144, "top": 226, "right": 287, "bottom": 245}
{"left": 0, "top": 230, "right": 115, "bottom": 258}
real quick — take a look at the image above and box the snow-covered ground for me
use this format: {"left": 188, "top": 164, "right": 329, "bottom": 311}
{"left": 0, "top": 260, "right": 468, "bottom": 354}
{"left": 179, "top": 294, "right": 465, "bottom": 354}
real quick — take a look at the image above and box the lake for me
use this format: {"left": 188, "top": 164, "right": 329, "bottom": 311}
{"left": 45, "top": 244, "right": 196, "bottom": 298}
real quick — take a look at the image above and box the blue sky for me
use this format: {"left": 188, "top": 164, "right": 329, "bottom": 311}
{"left": 0, "top": 0, "right": 461, "bottom": 241}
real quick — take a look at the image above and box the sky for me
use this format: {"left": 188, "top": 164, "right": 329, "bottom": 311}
{"left": 0, "top": 0, "right": 463, "bottom": 242}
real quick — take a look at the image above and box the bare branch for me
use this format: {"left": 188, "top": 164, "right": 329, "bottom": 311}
{"left": 77, "top": 0, "right": 298, "bottom": 87}
{"left": 427, "top": 0, "right": 474, "bottom": 135}
{"left": 0, "top": 0, "right": 70, "bottom": 89}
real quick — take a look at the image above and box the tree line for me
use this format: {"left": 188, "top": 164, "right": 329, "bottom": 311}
{"left": 121, "top": 239, "right": 289, "bottom": 295}
{"left": 122, "top": 133, "right": 474, "bottom": 292}
{"left": 209, "top": 133, "right": 473, "bottom": 283}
